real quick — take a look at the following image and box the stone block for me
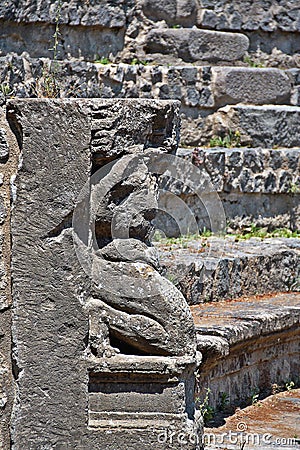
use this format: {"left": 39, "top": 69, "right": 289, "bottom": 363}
{"left": 142, "top": 0, "right": 197, "bottom": 26}
{"left": 145, "top": 28, "right": 249, "bottom": 63}
{"left": 89, "top": 98, "right": 180, "bottom": 163}
{"left": 212, "top": 67, "right": 292, "bottom": 106}
{"left": 157, "top": 237, "right": 300, "bottom": 304}
{"left": 204, "top": 105, "right": 300, "bottom": 147}
{"left": 197, "top": 0, "right": 300, "bottom": 33}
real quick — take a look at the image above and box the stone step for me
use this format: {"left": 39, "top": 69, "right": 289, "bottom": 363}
{"left": 204, "top": 389, "right": 300, "bottom": 449}
{"left": 97, "top": 64, "right": 293, "bottom": 108}
{"left": 155, "top": 237, "right": 300, "bottom": 304}
{"left": 141, "top": 0, "right": 300, "bottom": 36}
{"left": 144, "top": 28, "right": 249, "bottom": 63}
{"left": 2, "top": 55, "right": 300, "bottom": 150}
{"left": 203, "top": 104, "right": 300, "bottom": 148}
{"left": 155, "top": 146, "right": 300, "bottom": 232}
{"left": 141, "top": 0, "right": 300, "bottom": 59}
{"left": 2, "top": 54, "right": 295, "bottom": 108}
{"left": 191, "top": 291, "right": 300, "bottom": 412}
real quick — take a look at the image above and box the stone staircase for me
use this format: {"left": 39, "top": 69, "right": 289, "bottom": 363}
{"left": 137, "top": 7, "right": 300, "bottom": 426}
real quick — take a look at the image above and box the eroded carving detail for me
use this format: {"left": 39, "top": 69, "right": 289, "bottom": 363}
{"left": 74, "top": 150, "right": 197, "bottom": 359}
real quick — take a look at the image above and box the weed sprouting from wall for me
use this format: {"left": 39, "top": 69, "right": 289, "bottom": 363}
{"left": 35, "top": 0, "right": 62, "bottom": 98}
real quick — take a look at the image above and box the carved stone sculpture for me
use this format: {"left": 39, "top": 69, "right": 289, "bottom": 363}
{"left": 8, "top": 98, "right": 202, "bottom": 449}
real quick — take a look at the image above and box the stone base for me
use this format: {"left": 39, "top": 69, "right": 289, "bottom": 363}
{"left": 86, "top": 355, "right": 203, "bottom": 449}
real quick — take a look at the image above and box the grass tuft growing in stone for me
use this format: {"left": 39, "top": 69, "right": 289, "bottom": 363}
{"left": 209, "top": 130, "right": 241, "bottom": 148}
{"left": 153, "top": 226, "right": 300, "bottom": 247}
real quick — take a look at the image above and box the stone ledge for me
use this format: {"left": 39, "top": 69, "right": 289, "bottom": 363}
{"left": 192, "top": 292, "right": 300, "bottom": 349}
{"left": 141, "top": 0, "right": 300, "bottom": 34}
{"left": 87, "top": 354, "right": 196, "bottom": 376}
{"left": 193, "top": 292, "right": 300, "bottom": 410}
{"left": 0, "top": 0, "right": 128, "bottom": 27}
{"left": 1, "top": 56, "right": 295, "bottom": 108}
{"left": 175, "top": 147, "right": 300, "bottom": 194}
{"left": 156, "top": 237, "right": 300, "bottom": 303}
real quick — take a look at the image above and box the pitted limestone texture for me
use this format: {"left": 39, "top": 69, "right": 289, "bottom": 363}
{"left": 0, "top": 0, "right": 134, "bottom": 60}
{"left": 1, "top": 54, "right": 298, "bottom": 148}
{"left": 0, "top": 129, "right": 9, "bottom": 162}
{"left": 157, "top": 147, "right": 300, "bottom": 231}
{"left": 170, "top": 147, "right": 300, "bottom": 195}
{"left": 203, "top": 105, "right": 300, "bottom": 147}
{"left": 141, "top": 0, "right": 300, "bottom": 33}
{"left": 1, "top": 56, "right": 295, "bottom": 108}
{"left": 212, "top": 67, "right": 292, "bottom": 106}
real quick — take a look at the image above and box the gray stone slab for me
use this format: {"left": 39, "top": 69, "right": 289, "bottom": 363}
{"left": 193, "top": 292, "right": 300, "bottom": 411}
{"left": 193, "top": 292, "right": 300, "bottom": 346}
{"left": 204, "top": 105, "right": 300, "bottom": 147}
{"left": 145, "top": 29, "right": 249, "bottom": 63}
{"left": 212, "top": 67, "right": 291, "bottom": 106}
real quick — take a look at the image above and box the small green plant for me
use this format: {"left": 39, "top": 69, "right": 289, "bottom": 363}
{"left": 218, "top": 391, "right": 230, "bottom": 411}
{"left": 228, "top": 225, "right": 300, "bottom": 241}
{"left": 0, "top": 83, "right": 14, "bottom": 98}
{"left": 243, "top": 55, "right": 265, "bottom": 68}
{"left": 49, "top": 0, "right": 62, "bottom": 62}
{"left": 154, "top": 226, "right": 300, "bottom": 248}
{"left": 166, "top": 273, "right": 177, "bottom": 284}
{"left": 285, "top": 380, "right": 295, "bottom": 391}
{"left": 196, "top": 388, "right": 215, "bottom": 424}
{"left": 288, "top": 182, "right": 300, "bottom": 194}
{"left": 209, "top": 130, "right": 241, "bottom": 148}
{"left": 171, "top": 24, "right": 181, "bottom": 29}
{"left": 36, "top": 0, "right": 62, "bottom": 97}
{"left": 200, "top": 227, "right": 214, "bottom": 238}
{"left": 95, "top": 57, "right": 111, "bottom": 65}
{"left": 130, "top": 58, "right": 148, "bottom": 66}
{"left": 249, "top": 389, "right": 260, "bottom": 405}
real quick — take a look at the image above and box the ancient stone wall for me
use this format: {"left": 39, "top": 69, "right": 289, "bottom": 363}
{"left": 0, "top": 0, "right": 299, "bottom": 62}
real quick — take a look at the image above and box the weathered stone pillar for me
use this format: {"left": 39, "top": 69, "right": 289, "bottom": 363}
{"left": 7, "top": 99, "right": 201, "bottom": 449}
